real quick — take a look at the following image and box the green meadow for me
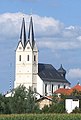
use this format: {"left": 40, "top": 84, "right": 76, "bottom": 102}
{"left": 0, "top": 114, "right": 81, "bottom": 120}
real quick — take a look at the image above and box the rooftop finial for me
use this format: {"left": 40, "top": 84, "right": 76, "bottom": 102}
{"left": 60, "top": 64, "right": 62, "bottom": 68}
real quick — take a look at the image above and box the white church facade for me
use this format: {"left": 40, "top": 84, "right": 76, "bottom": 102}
{"left": 14, "top": 16, "right": 70, "bottom": 96}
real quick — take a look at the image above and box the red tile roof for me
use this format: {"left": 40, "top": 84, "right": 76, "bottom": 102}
{"left": 54, "top": 88, "right": 71, "bottom": 95}
{"left": 72, "top": 84, "right": 81, "bottom": 91}
{"left": 54, "top": 84, "right": 81, "bottom": 95}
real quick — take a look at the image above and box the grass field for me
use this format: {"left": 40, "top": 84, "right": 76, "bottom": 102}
{"left": 0, "top": 114, "right": 81, "bottom": 120}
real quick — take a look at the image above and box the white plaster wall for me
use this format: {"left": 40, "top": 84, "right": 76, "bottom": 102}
{"left": 37, "top": 75, "right": 44, "bottom": 96}
{"left": 5, "top": 92, "right": 12, "bottom": 97}
{"left": 43, "top": 81, "right": 70, "bottom": 96}
{"left": 15, "top": 40, "right": 70, "bottom": 97}
{"left": 15, "top": 42, "right": 33, "bottom": 89}
{"left": 15, "top": 40, "right": 38, "bottom": 91}
{"left": 65, "top": 99, "right": 79, "bottom": 113}
{"left": 72, "top": 99, "right": 79, "bottom": 112}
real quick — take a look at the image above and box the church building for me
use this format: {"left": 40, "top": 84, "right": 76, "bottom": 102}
{"left": 14, "top": 16, "right": 70, "bottom": 96}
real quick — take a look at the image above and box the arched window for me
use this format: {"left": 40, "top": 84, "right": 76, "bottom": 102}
{"left": 27, "top": 55, "right": 29, "bottom": 61}
{"left": 64, "top": 85, "right": 66, "bottom": 88}
{"left": 58, "top": 84, "right": 60, "bottom": 89}
{"left": 45, "top": 84, "right": 47, "bottom": 96}
{"left": 34, "top": 55, "right": 36, "bottom": 61}
{"left": 19, "top": 55, "right": 21, "bottom": 61}
{"left": 52, "top": 84, "right": 53, "bottom": 94}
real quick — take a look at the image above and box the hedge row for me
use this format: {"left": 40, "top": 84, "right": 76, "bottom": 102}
{"left": 0, "top": 114, "right": 81, "bottom": 120}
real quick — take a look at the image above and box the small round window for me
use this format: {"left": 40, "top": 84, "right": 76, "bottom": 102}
{"left": 19, "top": 47, "right": 22, "bottom": 49}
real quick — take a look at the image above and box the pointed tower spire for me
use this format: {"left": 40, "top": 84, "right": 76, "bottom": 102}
{"left": 28, "top": 16, "right": 34, "bottom": 48}
{"left": 20, "top": 18, "right": 26, "bottom": 48}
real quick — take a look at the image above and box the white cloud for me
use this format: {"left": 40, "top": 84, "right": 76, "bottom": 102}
{"left": 67, "top": 68, "right": 81, "bottom": 79}
{"left": 0, "top": 12, "right": 81, "bottom": 51}
{"left": 77, "top": 36, "right": 81, "bottom": 41}
{"left": 37, "top": 38, "right": 81, "bottom": 50}
{"left": 0, "top": 12, "right": 81, "bottom": 93}
{"left": 0, "top": 12, "right": 81, "bottom": 91}
{"left": 65, "top": 26, "right": 75, "bottom": 30}
{"left": 33, "top": 14, "right": 64, "bottom": 37}
{"left": 0, "top": 12, "right": 64, "bottom": 40}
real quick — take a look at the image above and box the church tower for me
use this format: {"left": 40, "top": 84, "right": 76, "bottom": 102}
{"left": 14, "top": 16, "right": 38, "bottom": 92}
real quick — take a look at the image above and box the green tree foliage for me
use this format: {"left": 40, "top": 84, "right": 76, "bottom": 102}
{"left": 10, "top": 85, "right": 40, "bottom": 114}
{"left": 1, "top": 87, "right": 81, "bottom": 114}
{"left": 52, "top": 94, "right": 59, "bottom": 104}
{"left": 10, "top": 85, "right": 27, "bottom": 113}
{"left": 42, "top": 105, "right": 49, "bottom": 113}
{"left": 0, "top": 85, "right": 40, "bottom": 114}
{"left": 41, "top": 94, "right": 65, "bottom": 113}
{"left": 0, "top": 94, "right": 5, "bottom": 113}
{"left": 71, "top": 107, "right": 81, "bottom": 113}
{"left": 3, "top": 97, "right": 11, "bottom": 114}
{"left": 0, "top": 94, "right": 11, "bottom": 114}
{"left": 25, "top": 86, "right": 39, "bottom": 113}
{"left": 41, "top": 102, "right": 65, "bottom": 113}
{"left": 71, "top": 90, "right": 81, "bottom": 96}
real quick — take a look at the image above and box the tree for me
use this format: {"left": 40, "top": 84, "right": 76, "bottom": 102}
{"left": 10, "top": 85, "right": 27, "bottom": 113}
{"left": 42, "top": 105, "right": 49, "bottom": 113}
{"left": 48, "top": 102, "right": 65, "bottom": 113}
{"left": 71, "top": 107, "right": 81, "bottom": 113}
{"left": 0, "top": 94, "right": 5, "bottom": 114}
{"left": 52, "top": 94, "right": 60, "bottom": 104}
{"left": 3, "top": 97, "right": 12, "bottom": 114}
{"left": 0, "top": 94, "right": 11, "bottom": 114}
{"left": 10, "top": 85, "right": 39, "bottom": 114}
{"left": 25, "top": 86, "right": 39, "bottom": 113}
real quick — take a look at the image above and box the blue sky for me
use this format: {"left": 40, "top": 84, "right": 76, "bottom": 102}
{"left": 0, "top": 0, "right": 81, "bottom": 93}
{"left": 0, "top": 0, "right": 80, "bottom": 25}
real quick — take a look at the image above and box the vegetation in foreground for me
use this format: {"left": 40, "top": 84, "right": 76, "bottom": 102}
{"left": 0, "top": 114, "right": 81, "bottom": 120}
{"left": 0, "top": 85, "right": 81, "bottom": 114}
